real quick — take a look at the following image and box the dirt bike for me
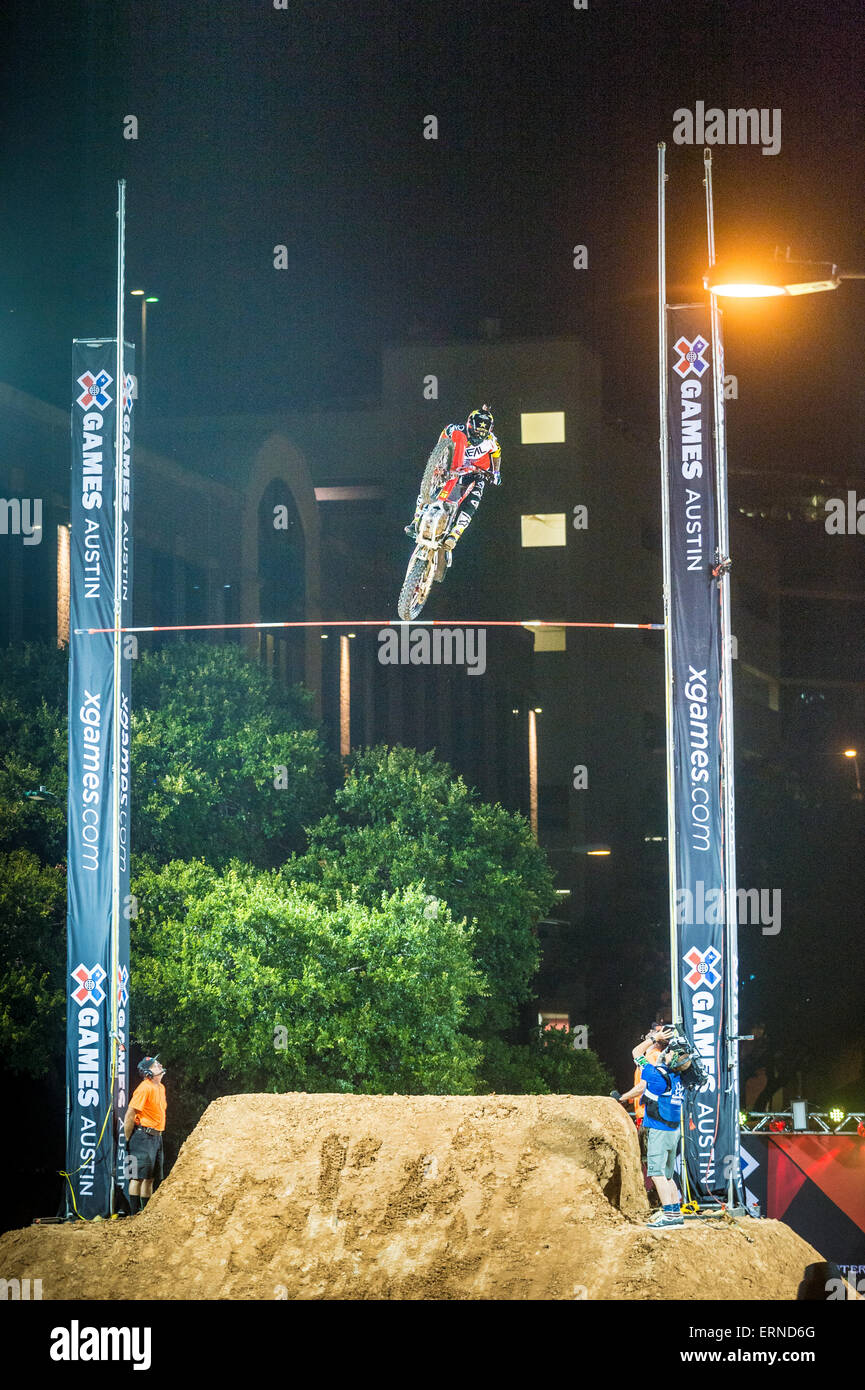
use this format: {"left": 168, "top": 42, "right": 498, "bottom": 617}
{"left": 397, "top": 436, "right": 482, "bottom": 622}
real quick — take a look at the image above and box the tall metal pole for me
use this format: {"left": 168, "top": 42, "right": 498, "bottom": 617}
{"left": 140, "top": 297, "right": 147, "bottom": 408}
{"left": 110, "top": 179, "right": 127, "bottom": 1214}
{"left": 657, "top": 143, "right": 681, "bottom": 1022}
{"left": 703, "top": 149, "right": 744, "bottom": 1207}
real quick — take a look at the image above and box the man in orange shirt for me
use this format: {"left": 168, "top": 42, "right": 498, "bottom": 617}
{"left": 123, "top": 1055, "right": 167, "bottom": 1214}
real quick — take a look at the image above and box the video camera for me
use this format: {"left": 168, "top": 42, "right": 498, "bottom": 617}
{"left": 663, "top": 1028, "right": 708, "bottom": 1090}
{"left": 641, "top": 1024, "right": 707, "bottom": 1089}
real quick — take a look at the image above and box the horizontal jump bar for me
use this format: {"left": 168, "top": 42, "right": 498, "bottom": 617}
{"left": 75, "top": 619, "right": 665, "bottom": 635}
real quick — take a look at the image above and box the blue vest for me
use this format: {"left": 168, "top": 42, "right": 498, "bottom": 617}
{"left": 641, "top": 1062, "right": 684, "bottom": 1131}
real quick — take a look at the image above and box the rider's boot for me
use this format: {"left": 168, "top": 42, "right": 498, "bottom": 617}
{"left": 443, "top": 525, "right": 465, "bottom": 566}
{"left": 404, "top": 495, "right": 424, "bottom": 538}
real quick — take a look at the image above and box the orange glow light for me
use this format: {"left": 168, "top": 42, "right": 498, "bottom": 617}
{"left": 707, "top": 281, "right": 787, "bottom": 298}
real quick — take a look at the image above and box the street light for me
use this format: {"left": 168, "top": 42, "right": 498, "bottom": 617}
{"left": 843, "top": 748, "right": 862, "bottom": 795}
{"left": 511, "top": 705, "right": 547, "bottom": 841}
{"left": 129, "top": 289, "right": 159, "bottom": 406}
{"left": 704, "top": 249, "right": 865, "bottom": 299}
{"left": 339, "top": 634, "right": 350, "bottom": 758}
{"left": 528, "top": 707, "right": 540, "bottom": 841}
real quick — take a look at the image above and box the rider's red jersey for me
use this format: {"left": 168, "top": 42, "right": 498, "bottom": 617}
{"left": 444, "top": 424, "right": 501, "bottom": 472}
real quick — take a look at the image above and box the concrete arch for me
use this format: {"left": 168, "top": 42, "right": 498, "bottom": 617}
{"left": 241, "top": 433, "right": 322, "bottom": 712}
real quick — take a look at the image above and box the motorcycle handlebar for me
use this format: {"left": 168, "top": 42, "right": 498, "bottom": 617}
{"left": 450, "top": 461, "right": 490, "bottom": 476}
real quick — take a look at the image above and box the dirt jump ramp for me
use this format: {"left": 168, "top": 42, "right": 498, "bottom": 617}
{"left": 0, "top": 1094, "right": 823, "bottom": 1299}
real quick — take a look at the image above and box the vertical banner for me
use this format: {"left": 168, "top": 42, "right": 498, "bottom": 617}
{"left": 665, "top": 306, "right": 735, "bottom": 1199}
{"left": 65, "top": 339, "right": 134, "bottom": 1218}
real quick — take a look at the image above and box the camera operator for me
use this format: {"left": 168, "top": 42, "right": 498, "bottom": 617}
{"left": 615, "top": 1024, "right": 691, "bottom": 1228}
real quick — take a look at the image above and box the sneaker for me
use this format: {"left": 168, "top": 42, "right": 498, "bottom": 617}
{"left": 404, "top": 523, "right": 417, "bottom": 538}
{"left": 646, "top": 1211, "right": 684, "bottom": 1228}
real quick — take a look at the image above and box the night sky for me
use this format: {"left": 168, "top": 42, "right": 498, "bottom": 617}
{"left": 1, "top": 0, "right": 863, "bottom": 470}
{"left": 2, "top": 2, "right": 864, "bottom": 1089}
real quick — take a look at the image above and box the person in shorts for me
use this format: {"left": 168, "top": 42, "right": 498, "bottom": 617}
{"left": 123, "top": 1055, "right": 167, "bottom": 1214}
{"left": 616, "top": 1026, "right": 691, "bottom": 1228}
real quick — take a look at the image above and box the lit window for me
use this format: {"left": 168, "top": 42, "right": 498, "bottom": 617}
{"left": 521, "top": 513, "right": 566, "bottom": 547}
{"left": 532, "top": 626, "right": 566, "bottom": 652}
{"left": 521, "top": 411, "right": 566, "bottom": 444}
{"left": 539, "top": 1012, "right": 570, "bottom": 1032}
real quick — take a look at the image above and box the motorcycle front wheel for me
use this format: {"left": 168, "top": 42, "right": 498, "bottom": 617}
{"left": 419, "top": 437, "right": 455, "bottom": 506}
{"left": 397, "top": 549, "right": 437, "bottom": 621}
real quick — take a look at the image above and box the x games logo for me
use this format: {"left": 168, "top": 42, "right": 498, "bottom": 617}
{"left": 71, "top": 962, "right": 107, "bottom": 1007}
{"left": 683, "top": 944, "right": 722, "bottom": 990}
{"left": 76, "top": 371, "right": 113, "bottom": 410}
{"left": 673, "top": 335, "right": 710, "bottom": 380}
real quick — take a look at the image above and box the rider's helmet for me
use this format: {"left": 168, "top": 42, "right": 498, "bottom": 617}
{"left": 466, "top": 405, "right": 494, "bottom": 446}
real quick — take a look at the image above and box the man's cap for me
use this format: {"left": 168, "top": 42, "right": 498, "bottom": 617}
{"left": 137, "top": 1054, "right": 160, "bottom": 1076}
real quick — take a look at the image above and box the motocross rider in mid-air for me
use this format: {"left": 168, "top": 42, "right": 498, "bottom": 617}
{"left": 405, "top": 404, "right": 501, "bottom": 553}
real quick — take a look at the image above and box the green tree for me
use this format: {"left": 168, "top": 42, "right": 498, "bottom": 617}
{"left": 131, "top": 642, "right": 334, "bottom": 869}
{"left": 0, "top": 850, "right": 66, "bottom": 1076}
{"left": 0, "top": 640, "right": 334, "bottom": 872}
{"left": 0, "top": 643, "right": 68, "bottom": 863}
{"left": 131, "top": 861, "right": 482, "bottom": 1102}
{"left": 286, "top": 745, "right": 555, "bottom": 1036}
{"left": 0, "top": 646, "right": 69, "bottom": 1080}
{"left": 0, "top": 640, "right": 334, "bottom": 1086}
{"left": 479, "top": 1031, "right": 613, "bottom": 1096}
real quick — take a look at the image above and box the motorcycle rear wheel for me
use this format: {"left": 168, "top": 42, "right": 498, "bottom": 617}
{"left": 398, "top": 550, "right": 437, "bottom": 621}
